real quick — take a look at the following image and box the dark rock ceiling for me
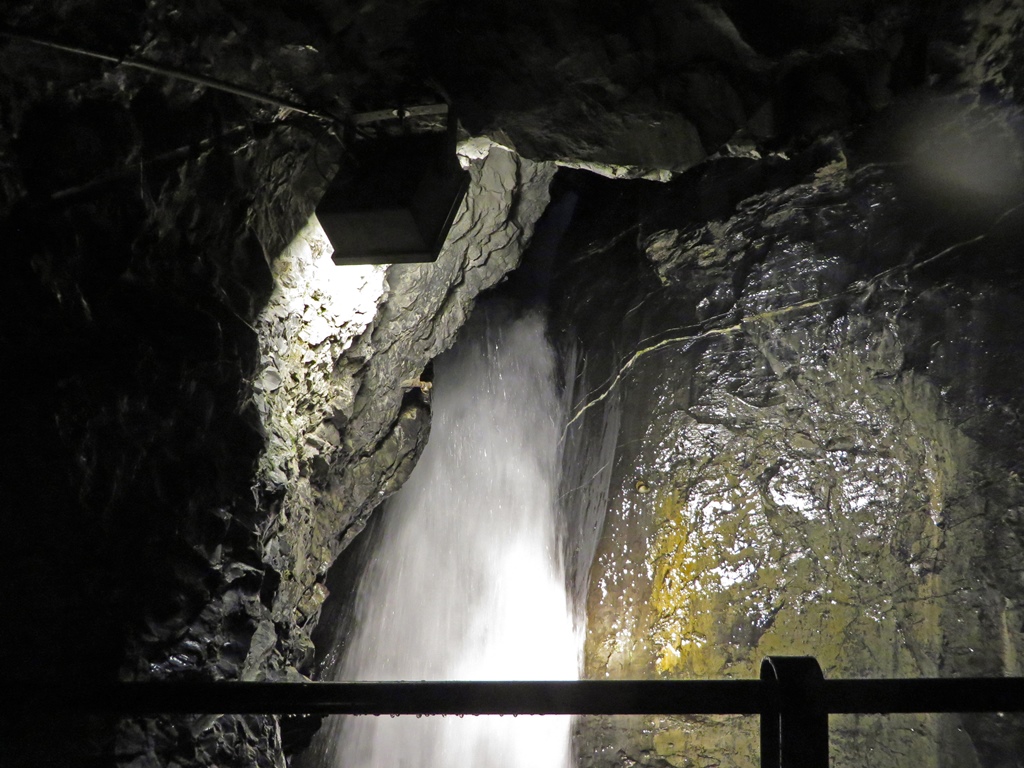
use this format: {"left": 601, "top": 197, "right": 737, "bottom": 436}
{"left": 2, "top": 1, "right": 1023, "bottom": 766}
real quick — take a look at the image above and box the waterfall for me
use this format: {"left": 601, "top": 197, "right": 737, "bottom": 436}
{"left": 311, "top": 302, "right": 580, "bottom": 768}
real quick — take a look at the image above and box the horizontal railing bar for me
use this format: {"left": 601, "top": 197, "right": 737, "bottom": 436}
{"left": 822, "top": 678, "right": 1024, "bottom": 714}
{"left": 49, "top": 677, "right": 1024, "bottom": 716}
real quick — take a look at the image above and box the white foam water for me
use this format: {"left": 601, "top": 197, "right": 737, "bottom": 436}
{"left": 313, "top": 304, "right": 580, "bottom": 768}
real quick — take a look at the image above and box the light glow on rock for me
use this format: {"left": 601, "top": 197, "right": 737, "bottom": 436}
{"left": 275, "top": 214, "right": 388, "bottom": 351}
{"left": 254, "top": 213, "right": 389, "bottom": 489}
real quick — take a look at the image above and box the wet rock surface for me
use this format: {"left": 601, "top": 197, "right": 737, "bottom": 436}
{"left": 555, "top": 103, "right": 1024, "bottom": 768}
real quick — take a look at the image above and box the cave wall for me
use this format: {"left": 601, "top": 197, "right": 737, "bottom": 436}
{"left": 3, "top": 1, "right": 1023, "bottom": 767}
{"left": 552, "top": 5, "right": 1024, "bottom": 764}
{"left": 1, "top": 3, "right": 557, "bottom": 764}
{"left": 557, "top": 157, "right": 1024, "bottom": 768}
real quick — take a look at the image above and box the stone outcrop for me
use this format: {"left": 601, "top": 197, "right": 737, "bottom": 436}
{"left": 554, "top": 91, "right": 1024, "bottom": 768}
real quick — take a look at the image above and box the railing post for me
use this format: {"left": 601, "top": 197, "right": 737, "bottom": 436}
{"left": 760, "top": 656, "right": 828, "bottom": 768}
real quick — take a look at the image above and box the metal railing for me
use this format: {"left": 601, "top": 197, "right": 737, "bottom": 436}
{"left": 58, "top": 657, "right": 1024, "bottom": 768}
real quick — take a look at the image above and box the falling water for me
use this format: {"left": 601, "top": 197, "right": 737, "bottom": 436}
{"left": 312, "top": 302, "right": 580, "bottom": 768}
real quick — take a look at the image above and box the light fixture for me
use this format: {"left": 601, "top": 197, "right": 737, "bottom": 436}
{"left": 316, "top": 103, "right": 470, "bottom": 265}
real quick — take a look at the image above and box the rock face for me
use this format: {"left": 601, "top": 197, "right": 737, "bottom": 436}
{"left": 3, "top": 0, "right": 1024, "bottom": 767}
{"left": 554, "top": 96, "right": 1024, "bottom": 768}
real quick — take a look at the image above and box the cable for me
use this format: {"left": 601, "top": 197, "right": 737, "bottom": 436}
{"left": 0, "top": 26, "right": 342, "bottom": 125}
